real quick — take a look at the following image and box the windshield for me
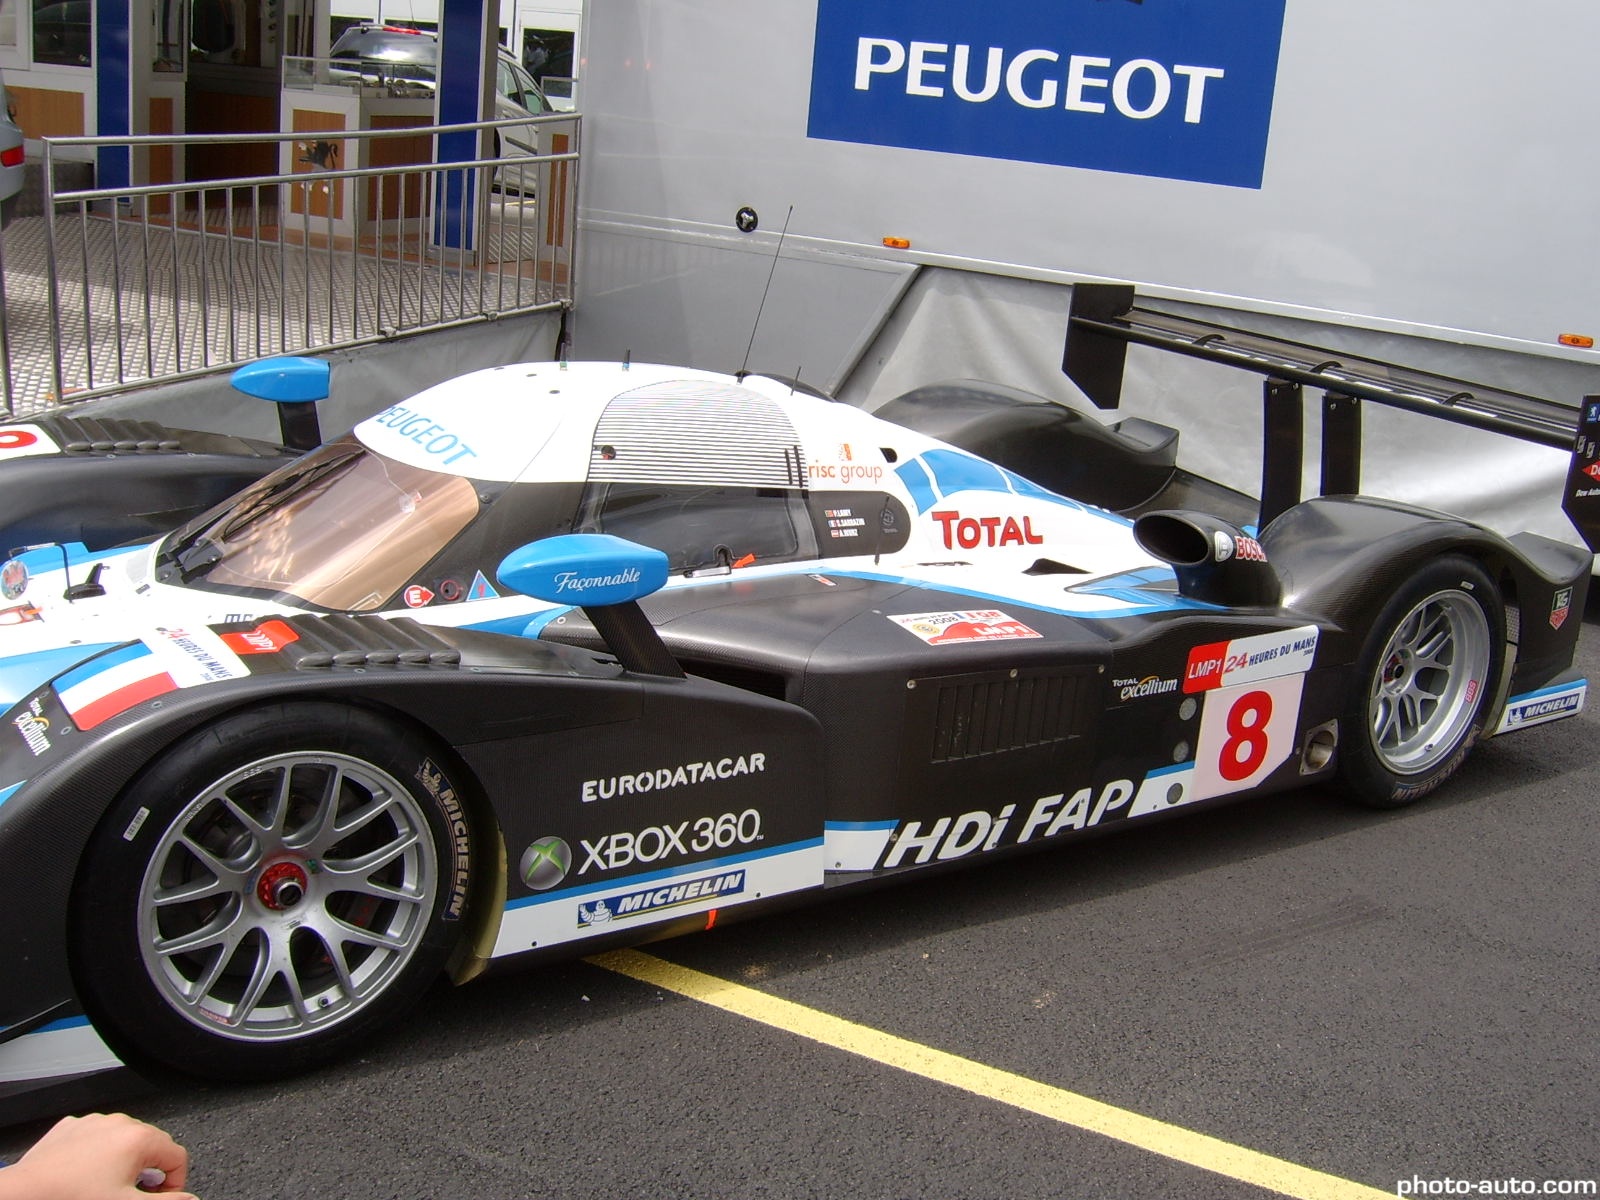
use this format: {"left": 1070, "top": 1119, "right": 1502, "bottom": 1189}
{"left": 329, "top": 28, "right": 439, "bottom": 67}
{"left": 159, "top": 435, "right": 480, "bottom": 611}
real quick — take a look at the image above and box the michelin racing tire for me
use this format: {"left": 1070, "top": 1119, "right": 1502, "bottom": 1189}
{"left": 1337, "top": 556, "right": 1503, "bottom": 809}
{"left": 70, "top": 702, "right": 475, "bottom": 1083}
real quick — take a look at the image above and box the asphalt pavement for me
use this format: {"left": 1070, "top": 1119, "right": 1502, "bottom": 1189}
{"left": 4, "top": 600, "right": 1598, "bottom": 1199}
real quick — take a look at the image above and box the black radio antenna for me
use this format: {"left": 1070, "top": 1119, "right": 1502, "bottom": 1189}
{"left": 738, "top": 205, "right": 794, "bottom": 379}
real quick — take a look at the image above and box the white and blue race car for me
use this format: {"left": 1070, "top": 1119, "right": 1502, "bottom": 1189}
{"left": 0, "top": 289, "right": 1591, "bottom": 1114}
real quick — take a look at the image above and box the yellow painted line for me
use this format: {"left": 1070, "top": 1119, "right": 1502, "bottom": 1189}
{"left": 589, "top": 948, "right": 1393, "bottom": 1200}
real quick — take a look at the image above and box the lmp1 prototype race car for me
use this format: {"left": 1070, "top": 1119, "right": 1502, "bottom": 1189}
{"left": 0, "top": 286, "right": 1594, "bottom": 1113}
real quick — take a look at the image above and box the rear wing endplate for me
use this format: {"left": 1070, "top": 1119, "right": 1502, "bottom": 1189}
{"left": 1063, "top": 283, "right": 1600, "bottom": 551}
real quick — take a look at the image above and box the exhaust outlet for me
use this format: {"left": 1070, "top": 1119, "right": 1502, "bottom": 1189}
{"left": 1133, "top": 510, "right": 1282, "bottom": 607}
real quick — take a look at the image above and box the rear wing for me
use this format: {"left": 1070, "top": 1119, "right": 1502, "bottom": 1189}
{"left": 1063, "top": 283, "right": 1600, "bottom": 552}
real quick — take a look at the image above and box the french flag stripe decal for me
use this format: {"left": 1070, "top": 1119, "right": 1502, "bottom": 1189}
{"left": 55, "top": 643, "right": 179, "bottom": 730}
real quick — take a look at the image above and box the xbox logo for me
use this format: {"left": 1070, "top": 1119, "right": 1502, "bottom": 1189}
{"left": 519, "top": 836, "right": 572, "bottom": 890}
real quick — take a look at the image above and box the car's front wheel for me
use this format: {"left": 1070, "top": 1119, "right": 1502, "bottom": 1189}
{"left": 1337, "top": 556, "right": 1503, "bottom": 808}
{"left": 71, "top": 702, "right": 475, "bottom": 1082}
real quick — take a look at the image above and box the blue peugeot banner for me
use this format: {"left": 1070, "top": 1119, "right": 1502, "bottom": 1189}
{"left": 807, "top": 0, "right": 1286, "bottom": 189}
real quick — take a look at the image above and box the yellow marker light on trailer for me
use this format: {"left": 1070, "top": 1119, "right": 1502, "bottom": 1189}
{"left": 882, "top": 236, "right": 911, "bottom": 249}
{"left": 1559, "top": 333, "right": 1595, "bottom": 348}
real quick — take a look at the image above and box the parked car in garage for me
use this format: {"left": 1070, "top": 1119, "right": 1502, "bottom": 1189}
{"left": 328, "top": 24, "right": 553, "bottom": 190}
{"left": 0, "top": 71, "right": 24, "bottom": 229}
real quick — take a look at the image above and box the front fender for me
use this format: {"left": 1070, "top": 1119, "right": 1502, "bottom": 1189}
{"left": 0, "top": 625, "right": 627, "bottom": 1032}
{"left": 0, "top": 610, "right": 831, "bottom": 1036}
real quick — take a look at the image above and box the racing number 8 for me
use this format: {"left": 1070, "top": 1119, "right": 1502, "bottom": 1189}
{"left": 1218, "top": 689, "right": 1273, "bottom": 782}
{"left": 1194, "top": 673, "right": 1301, "bottom": 800}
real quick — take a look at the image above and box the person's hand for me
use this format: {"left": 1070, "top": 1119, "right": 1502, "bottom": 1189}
{"left": 0, "top": 1112, "right": 197, "bottom": 1199}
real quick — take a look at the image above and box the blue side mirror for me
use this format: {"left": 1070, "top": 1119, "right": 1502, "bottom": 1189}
{"left": 498, "top": 534, "right": 669, "bottom": 606}
{"left": 497, "top": 535, "right": 680, "bottom": 677}
{"left": 231, "top": 356, "right": 331, "bottom": 402}
{"left": 230, "top": 356, "right": 329, "bottom": 453}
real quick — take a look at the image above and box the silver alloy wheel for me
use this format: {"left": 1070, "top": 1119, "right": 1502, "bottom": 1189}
{"left": 1367, "top": 588, "right": 1491, "bottom": 775}
{"left": 136, "top": 751, "right": 438, "bottom": 1041}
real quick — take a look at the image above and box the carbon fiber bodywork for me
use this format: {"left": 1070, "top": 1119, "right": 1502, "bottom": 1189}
{"left": 0, "top": 415, "right": 290, "bottom": 551}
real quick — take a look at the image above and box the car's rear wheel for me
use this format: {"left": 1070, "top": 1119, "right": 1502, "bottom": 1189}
{"left": 71, "top": 702, "right": 475, "bottom": 1082}
{"left": 1338, "top": 556, "right": 1503, "bottom": 808}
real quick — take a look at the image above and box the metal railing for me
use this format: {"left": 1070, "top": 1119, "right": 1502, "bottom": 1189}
{"left": 4, "top": 112, "right": 577, "bottom": 413}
